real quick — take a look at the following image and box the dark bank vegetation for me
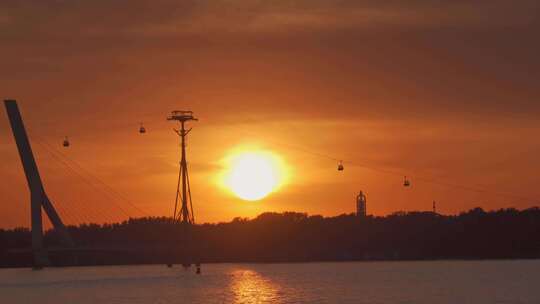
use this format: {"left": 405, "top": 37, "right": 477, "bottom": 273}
{"left": 1, "top": 207, "right": 540, "bottom": 267}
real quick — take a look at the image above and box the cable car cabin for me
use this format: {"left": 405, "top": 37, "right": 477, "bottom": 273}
{"left": 139, "top": 123, "right": 146, "bottom": 134}
{"left": 63, "top": 136, "right": 70, "bottom": 147}
{"left": 337, "top": 161, "right": 344, "bottom": 171}
{"left": 403, "top": 176, "right": 411, "bottom": 187}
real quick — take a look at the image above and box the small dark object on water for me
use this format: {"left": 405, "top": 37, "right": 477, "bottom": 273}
{"left": 403, "top": 176, "right": 411, "bottom": 187}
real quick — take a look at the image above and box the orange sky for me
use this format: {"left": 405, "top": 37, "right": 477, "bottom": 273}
{"left": 1, "top": 1, "right": 539, "bottom": 228}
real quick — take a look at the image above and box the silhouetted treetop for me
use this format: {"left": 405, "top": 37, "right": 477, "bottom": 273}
{"left": 1, "top": 207, "right": 540, "bottom": 267}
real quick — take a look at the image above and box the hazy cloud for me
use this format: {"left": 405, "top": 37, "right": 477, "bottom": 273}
{"left": 1, "top": 1, "right": 538, "bottom": 39}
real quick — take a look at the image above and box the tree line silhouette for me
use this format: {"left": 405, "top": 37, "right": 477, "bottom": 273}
{"left": 1, "top": 207, "right": 540, "bottom": 267}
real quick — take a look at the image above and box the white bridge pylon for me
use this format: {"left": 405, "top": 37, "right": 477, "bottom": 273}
{"left": 4, "top": 99, "right": 74, "bottom": 268}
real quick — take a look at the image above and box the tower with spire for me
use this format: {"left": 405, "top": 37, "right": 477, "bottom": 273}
{"left": 356, "top": 191, "right": 367, "bottom": 217}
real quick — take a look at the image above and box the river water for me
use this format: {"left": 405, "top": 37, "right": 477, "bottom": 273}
{"left": 0, "top": 260, "right": 539, "bottom": 303}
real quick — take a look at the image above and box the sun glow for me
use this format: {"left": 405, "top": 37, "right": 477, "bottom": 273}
{"left": 221, "top": 150, "right": 288, "bottom": 201}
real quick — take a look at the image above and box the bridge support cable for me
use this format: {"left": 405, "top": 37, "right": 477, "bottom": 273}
{"left": 27, "top": 130, "right": 151, "bottom": 220}
{"left": 31, "top": 137, "right": 131, "bottom": 223}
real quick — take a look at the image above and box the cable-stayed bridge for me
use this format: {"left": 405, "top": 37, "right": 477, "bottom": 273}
{"left": 3, "top": 100, "right": 198, "bottom": 270}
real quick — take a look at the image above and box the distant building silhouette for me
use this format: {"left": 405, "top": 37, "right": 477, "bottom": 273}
{"left": 356, "top": 191, "right": 367, "bottom": 217}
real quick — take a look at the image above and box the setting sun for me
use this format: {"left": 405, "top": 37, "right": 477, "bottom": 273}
{"left": 221, "top": 150, "right": 288, "bottom": 201}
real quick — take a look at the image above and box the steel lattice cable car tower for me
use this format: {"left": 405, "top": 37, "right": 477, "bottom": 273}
{"left": 168, "top": 110, "right": 197, "bottom": 224}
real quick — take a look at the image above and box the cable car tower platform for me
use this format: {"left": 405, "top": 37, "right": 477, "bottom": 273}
{"left": 167, "top": 110, "right": 197, "bottom": 225}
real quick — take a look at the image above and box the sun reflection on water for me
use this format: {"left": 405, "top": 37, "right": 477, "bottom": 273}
{"left": 228, "top": 269, "right": 282, "bottom": 304}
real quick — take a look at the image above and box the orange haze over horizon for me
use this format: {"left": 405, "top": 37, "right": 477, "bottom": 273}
{"left": 1, "top": 1, "right": 539, "bottom": 228}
